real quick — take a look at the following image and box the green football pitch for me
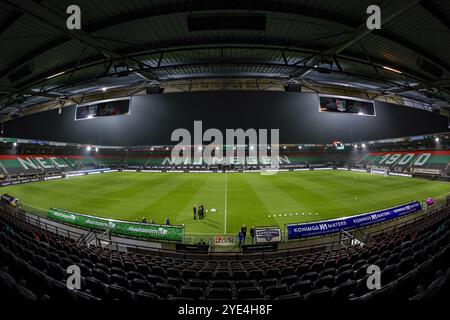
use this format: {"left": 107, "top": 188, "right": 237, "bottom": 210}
{"left": 2, "top": 171, "right": 449, "bottom": 238}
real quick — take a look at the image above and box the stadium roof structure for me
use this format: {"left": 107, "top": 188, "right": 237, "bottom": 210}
{"left": 1, "top": 0, "right": 450, "bottom": 118}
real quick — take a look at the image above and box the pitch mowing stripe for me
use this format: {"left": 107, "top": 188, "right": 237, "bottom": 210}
{"left": 224, "top": 173, "right": 228, "bottom": 234}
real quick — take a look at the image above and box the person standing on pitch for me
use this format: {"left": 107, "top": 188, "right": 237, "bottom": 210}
{"left": 250, "top": 226, "right": 256, "bottom": 244}
{"left": 237, "top": 230, "right": 244, "bottom": 249}
{"left": 199, "top": 204, "right": 204, "bottom": 220}
{"left": 241, "top": 225, "right": 247, "bottom": 244}
{"left": 193, "top": 205, "right": 197, "bottom": 220}
{"left": 165, "top": 217, "right": 170, "bottom": 225}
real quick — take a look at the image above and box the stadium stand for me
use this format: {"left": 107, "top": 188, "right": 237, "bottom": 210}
{"left": 1, "top": 199, "right": 449, "bottom": 301}
{"left": 357, "top": 150, "right": 450, "bottom": 173}
{"left": 1, "top": 146, "right": 450, "bottom": 180}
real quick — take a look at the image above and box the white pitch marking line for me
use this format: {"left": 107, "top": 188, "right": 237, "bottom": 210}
{"left": 224, "top": 172, "right": 228, "bottom": 234}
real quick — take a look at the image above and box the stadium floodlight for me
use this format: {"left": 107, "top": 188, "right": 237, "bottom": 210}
{"left": 358, "top": 112, "right": 364, "bottom": 115}
{"left": 362, "top": 143, "right": 366, "bottom": 148}
{"left": 102, "top": 87, "right": 107, "bottom": 92}
{"left": 87, "top": 115, "right": 93, "bottom": 119}
{"left": 298, "top": 146, "right": 302, "bottom": 149}
{"left": 250, "top": 146, "right": 254, "bottom": 150}
{"left": 267, "top": 146, "right": 271, "bottom": 150}
{"left": 383, "top": 66, "right": 402, "bottom": 74}
{"left": 354, "top": 144, "right": 358, "bottom": 149}
{"left": 198, "top": 146, "right": 202, "bottom": 151}
{"left": 86, "top": 146, "right": 91, "bottom": 151}
{"left": 46, "top": 71, "right": 66, "bottom": 79}
{"left": 435, "top": 137, "right": 440, "bottom": 142}
{"left": 150, "top": 147, "right": 154, "bottom": 151}
{"left": 95, "top": 147, "right": 99, "bottom": 152}
{"left": 283, "top": 146, "right": 287, "bottom": 149}
{"left": 13, "top": 142, "right": 17, "bottom": 146}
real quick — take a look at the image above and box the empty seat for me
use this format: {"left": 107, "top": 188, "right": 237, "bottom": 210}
{"left": 208, "top": 287, "right": 232, "bottom": 300}
{"left": 258, "top": 278, "right": 277, "bottom": 289}
{"left": 130, "top": 278, "right": 152, "bottom": 293}
{"left": 232, "top": 270, "right": 248, "bottom": 280}
{"left": 94, "top": 263, "right": 109, "bottom": 274}
{"left": 47, "top": 262, "right": 66, "bottom": 282}
{"left": 396, "top": 256, "right": 414, "bottom": 275}
{"left": 92, "top": 268, "right": 110, "bottom": 284}
{"left": 280, "top": 266, "right": 295, "bottom": 277}
{"left": 265, "top": 268, "right": 280, "bottom": 278}
{"left": 314, "top": 275, "right": 335, "bottom": 289}
{"left": 381, "top": 264, "right": 398, "bottom": 285}
{"left": 180, "top": 286, "right": 204, "bottom": 300}
{"left": 127, "top": 270, "right": 145, "bottom": 280}
{"left": 214, "top": 270, "right": 231, "bottom": 280}
{"left": 108, "top": 284, "right": 135, "bottom": 301}
{"left": 237, "top": 287, "right": 264, "bottom": 300}
{"left": 290, "top": 280, "right": 312, "bottom": 295}
{"left": 274, "top": 293, "right": 302, "bottom": 301}
{"left": 167, "top": 277, "right": 186, "bottom": 287}
{"left": 335, "top": 270, "right": 354, "bottom": 285}
{"left": 332, "top": 280, "right": 356, "bottom": 300}
{"left": 280, "top": 275, "right": 297, "bottom": 286}
{"left": 181, "top": 269, "right": 197, "bottom": 279}
{"left": 155, "top": 283, "right": 178, "bottom": 298}
{"left": 310, "top": 262, "right": 324, "bottom": 272}
{"left": 151, "top": 266, "right": 166, "bottom": 277}
{"left": 304, "top": 287, "right": 332, "bottom": 301}
{"left": 301, "top": 271, "right": 318, "bottom": 282}
{"left": 198, "top": 270, "right": 213, "bottom": 280}
{"left": 211, "top": 280, "right": 232, "bottom": 288}
{"left": 235, "top": 280, "right": 256, "bottom": 289}
{"left": 188, "top": 279, "right": 208, "bottom": 289}
{"left": 166, "top": 268, "right": 181, "bottom": 278}
{"left": 353, "top": 259, "right": 367, "bottom": 270}
{"left": 110, "top": 267, "right": 126, "bottom": 277}
{"left": 337, "top": 264, "right": 352, "bottom": 274}
{"left": 249, "top": 269, "right": 264, "bottom": 280}
{"left": 264, "top": 284, "right": 288, "bottom": 299}
{"left": 110, "top": 274, "right": 129, "bottom": 288}
{"left": 320, "top": 268, "right": 336, "bottom": 277}
{"left": 136, "top": 264, "right": 151, "bottom": 275}
{"left": 135, "top": 290, "right": 161, "bottom": 301}
{"left": 296, "top": 264, "right": 310, "bottom": 275}
{"left": 147, "top": 274, "right": 164, "bottom": 285}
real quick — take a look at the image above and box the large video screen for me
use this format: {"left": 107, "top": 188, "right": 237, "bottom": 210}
{"left": 75, "top": 98, "right": 130, "bottom": 120}
{"left": 319, "top": 95, "right": 375, "bottom": 116}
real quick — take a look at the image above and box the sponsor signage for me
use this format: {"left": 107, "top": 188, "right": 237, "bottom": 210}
{"left": 48, "top": 208, "right": 184, "bottom": 242}
{"left": 1, "top": 178, "right": 42, "bottom": 187}
{"left": 255, "top": 227, "right": 282, "bottom": 243}
{"left": 413, "top": 168, "right": 441, "bottom": 175}
{"left": 286, "top": 201, "right": 422, "bottom": 240}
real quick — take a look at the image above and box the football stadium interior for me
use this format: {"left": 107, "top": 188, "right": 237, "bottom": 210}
{"left": 1, "top": 0, "right": 450, "bottom": 306}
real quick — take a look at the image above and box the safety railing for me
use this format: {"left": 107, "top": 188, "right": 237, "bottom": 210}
{"left": 1, "top": 200, "right": 449, "bottom": 260}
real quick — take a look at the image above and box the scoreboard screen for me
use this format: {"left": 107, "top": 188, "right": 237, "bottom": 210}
{"left": 319, "top": 94, "right": 375, "bottom": 116}
{"left": 75, "top": 98, "right": 130, "bottom": 120}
